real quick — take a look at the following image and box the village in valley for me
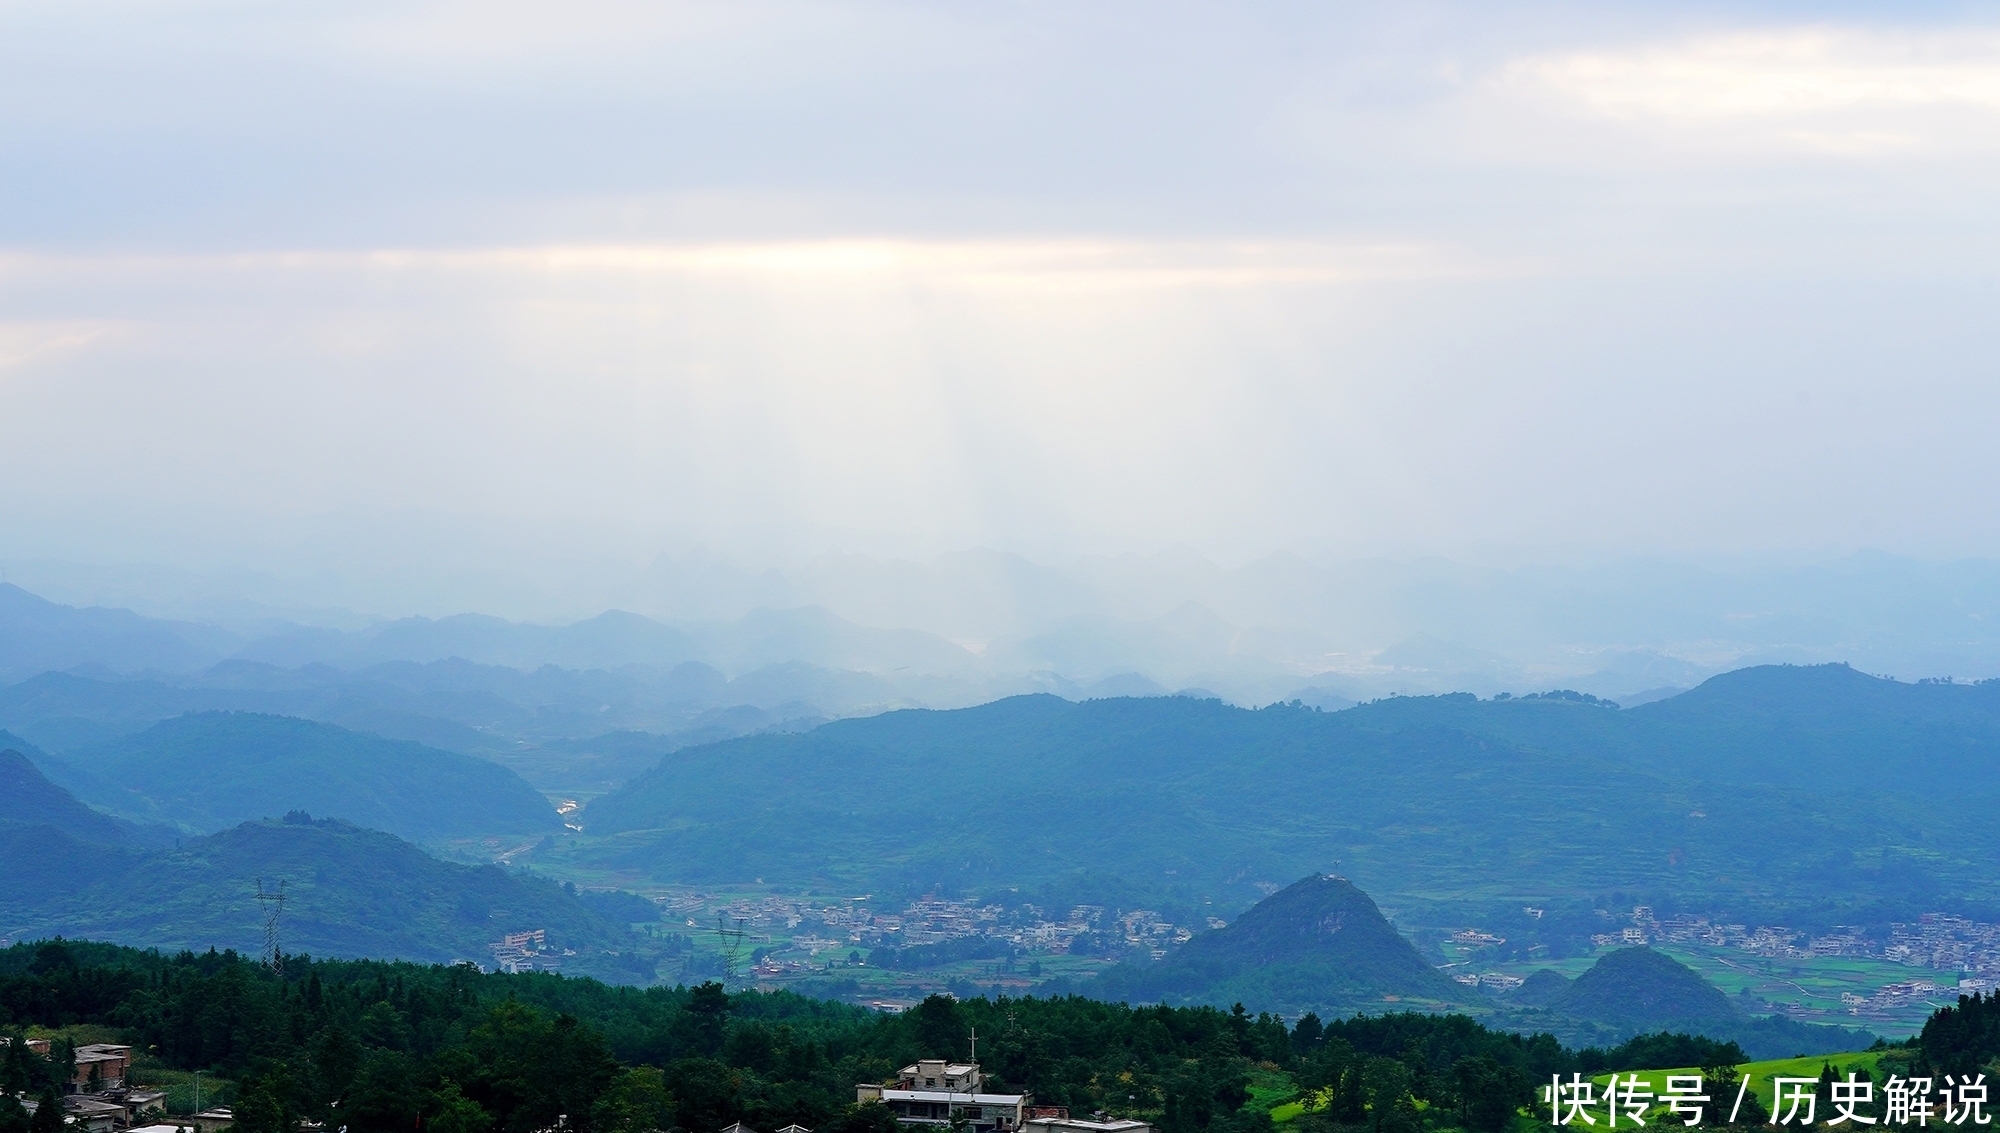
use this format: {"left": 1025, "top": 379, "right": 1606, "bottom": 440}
{"left": 479, "top": 878, "right": 2000, "bottom": 1032}
{"left": 645, "top": 890, "right": 1205, "bottom": 1007}
{"left": 1442, "top": 906, "right": 2000, "bottom": 1031}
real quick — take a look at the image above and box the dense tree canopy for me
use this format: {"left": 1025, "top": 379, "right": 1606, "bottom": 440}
{"left": 0, "top": 940, "right": 1968, "bottom": 1133}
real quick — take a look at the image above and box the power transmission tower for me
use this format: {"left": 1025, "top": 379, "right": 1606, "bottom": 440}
{"left": 256, "top": 878, "right": 287, "bottom": 975}
{"left": 716, "top": 913, "right": 748, "bottom": 982}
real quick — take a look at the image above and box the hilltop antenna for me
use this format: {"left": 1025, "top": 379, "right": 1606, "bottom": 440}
{"left": 256, "top": 878, "right": 287, "bottom": 975}
{"left": 716, "top": 914, "right": 748, "bottom": 982}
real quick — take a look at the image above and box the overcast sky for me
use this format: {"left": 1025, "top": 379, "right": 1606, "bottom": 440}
{"left": 4, "top": 1, "right": 1999, "bottom": 613}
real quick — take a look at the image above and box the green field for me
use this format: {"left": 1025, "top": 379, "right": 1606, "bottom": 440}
{"left": 1270, "top": 1050, "right": 1895, "bottom": 1128}
{"left": 1586, "top": 1050, "right": 1887, "bottom": 1093}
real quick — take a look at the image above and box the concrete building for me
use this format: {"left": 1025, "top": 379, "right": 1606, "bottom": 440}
{"left": 75, "top": 1044, "right": 135, "bottom": 1092}
{"left": 7, "top": 1039, "right": 134, "bottom": 1093}
{"left": 64, "top": 1096, "right": 130, "bottom": 1133}
{"left": 857, "top": 1061, "right": 1029, "bottom": 1133}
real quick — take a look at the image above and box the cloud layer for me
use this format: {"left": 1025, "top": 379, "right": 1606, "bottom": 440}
{"left": 3, "top": 1, "right": 1998, "bottom": 610}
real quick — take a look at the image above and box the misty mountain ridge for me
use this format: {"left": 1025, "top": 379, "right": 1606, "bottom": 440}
{"left": 16, "top": 546, "right": 2000, "bottom": 706}
{"left": 0, "top": 745, "right": 146, "bottom": 847}
{"left": 38, "top": 712, "right": 561, "bottom": 843}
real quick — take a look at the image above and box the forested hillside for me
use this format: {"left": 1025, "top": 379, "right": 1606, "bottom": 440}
{"left": 0, "top": 816, "right": 643, "bottom": 975}
{"left": 55, "top": 713, "right": 558, "bottom": 842}
{"left": 571, "top": 666, "right": 2000, "bottom": 921}
{"left": 1090, "top": 875, "right": 1463, "bottom": 1014}
{"left": 0, "top": 748, "right": 139, "bottom": 847}
{"left": 2, "top": 939, "right": 1956, "bottom": 1133}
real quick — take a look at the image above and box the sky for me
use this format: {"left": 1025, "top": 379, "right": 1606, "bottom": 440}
{"left": 3, "top": 1, "right": 2000, "bottom": 617}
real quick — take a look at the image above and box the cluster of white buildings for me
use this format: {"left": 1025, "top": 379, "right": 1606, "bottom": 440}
{"left": 488, "top": 928, "right": 573, "bottom": 973}
{"left": 857, "top": 1059, "right": 1151, "bottom": 1133}
{"left": 668, "top": 893, "right": 1203, "bottom": 962}
{"left": 1582, "top": 907, "right": 2000, "bottom": 975}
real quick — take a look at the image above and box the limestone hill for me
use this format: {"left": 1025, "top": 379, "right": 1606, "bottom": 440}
{"left": 1547, "top": 947, "right": 1737, "bottom": 1031}
{"left": 1089, "top": 874, "right": 1464, "bottom": 1015}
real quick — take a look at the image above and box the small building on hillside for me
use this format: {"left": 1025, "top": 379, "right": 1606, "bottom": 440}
{"left": 857, "top": 1060, "right": 1029, "bottom": 1133}
{"left": 63, "top": 1096, "right": 130, "bottom": 1133}
{"left": 75, "top": 1044, "right": 134, "bottom": 1091}
{"left": 9, "top": 1039, "right": 133, "bottom": 1093}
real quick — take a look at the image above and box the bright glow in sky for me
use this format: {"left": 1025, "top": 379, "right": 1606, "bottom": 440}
{"left": 3, "top": 1, "right": 1999, "bottom": 608}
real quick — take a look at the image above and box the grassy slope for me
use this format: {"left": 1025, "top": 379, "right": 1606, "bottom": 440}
{"left": 1269, "top": 1051, "right": 1890, "bottom": 1127}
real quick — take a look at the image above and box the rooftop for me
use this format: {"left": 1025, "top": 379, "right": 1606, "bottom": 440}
{"left": 879, "top": 1091, "right": 1025, "bottom": 1105}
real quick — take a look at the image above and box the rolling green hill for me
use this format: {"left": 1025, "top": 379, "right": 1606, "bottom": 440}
{"left": 0, "top": 814, "right": 649, "bottom": 977}
{"left": 1090, "top": 874, "right": 1466, "bottom": 1014}
{"left": 1546, "top": 947, "right": 1737, "bottom": 1031}
{"left": 0, "top": 746, "right": 136, "bottom": 846}
{"left": 1497, "top": 947, "right": 1877, "bottom": 1058}
{"left": 1340, "top": 663, "right": 2000, "bottom": 792}
{"left": 569, "top": 672, "right": 2000, "bottom": 922}
{"left": 69, "top": 712, "right": 560, "bottom": 842}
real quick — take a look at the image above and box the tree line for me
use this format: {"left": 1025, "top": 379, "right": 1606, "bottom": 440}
{"left": 2, "top": 940, "right": 1988, "bottom": 1133}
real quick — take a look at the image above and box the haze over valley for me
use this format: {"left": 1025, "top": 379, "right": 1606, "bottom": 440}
{"left": 5, "top": 4, "right": 2000, "bottom": 1132}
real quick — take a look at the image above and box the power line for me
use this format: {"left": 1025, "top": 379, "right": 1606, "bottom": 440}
{"left": 256, "top": 878, "right": 287, "bottom": 975}
{"left": 716, "top": 913, "right": 748, "bottom": 982}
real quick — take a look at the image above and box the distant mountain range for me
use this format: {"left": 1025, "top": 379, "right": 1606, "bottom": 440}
{"left": 0, "top": 584, "right": 1199, "bottom": 794}
{"left": 22, "top": 547, "right": 2000, "bottom": 720}
{"left": 0, "top": 580, "right": 1034, "bottom": 690}
{"left": 22, "top": 547, "right": 2000, "bottom": 697}
{"left": 569, "top": 663, "right": 2000, "bottom": 926}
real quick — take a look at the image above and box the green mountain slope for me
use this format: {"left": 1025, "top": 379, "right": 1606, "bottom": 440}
{"left": 1513, "top": 967, "right": 1571, "bottom": 1007}
{"left": 1340, "top": 663, "right": 2000, "bottom": 792}
{"left": 0, "top": 815, "right": 647, "bottom": 975}
{"left": 1546, "top": 947, "right": 1737, "bottom": 1031}
{"left": 75, "top": 712, "right": 559, "bottom": 841}
{"left": 570, "top": 682, "right": 2000, "bottom": 918}
{"left": 1090, "top": 874, "right": 1465, "bottom": 1014}
{"left": 0, "top": 746, "right": 135, "bottom": 846}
